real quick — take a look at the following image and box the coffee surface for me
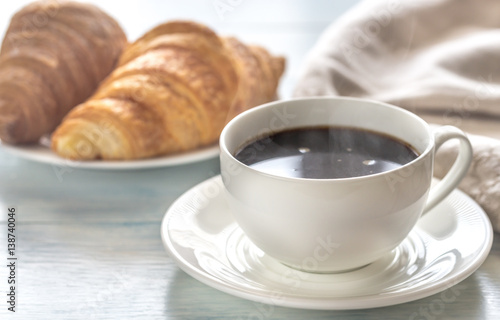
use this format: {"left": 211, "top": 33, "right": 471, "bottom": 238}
{"left": 234, "top": 127, "right": 419, "bottom": 179}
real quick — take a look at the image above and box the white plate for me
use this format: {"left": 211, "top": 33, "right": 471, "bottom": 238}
{"left": 0, "top": 136, "right": 219, "bottom": 170}
{"left": 161, "top": 176, "right": 494, "bottom": 310}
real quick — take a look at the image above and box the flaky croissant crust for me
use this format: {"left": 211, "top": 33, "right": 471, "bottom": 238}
{"left": 0, "top": 1, "right": 127, "bottom": 144}
{"left": 51, "top": 20, "right": 285, "bottom": 160}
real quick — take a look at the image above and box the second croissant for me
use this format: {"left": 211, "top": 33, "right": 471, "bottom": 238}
{"left": 51, "top": 21, "right": 285, "bottom": 160}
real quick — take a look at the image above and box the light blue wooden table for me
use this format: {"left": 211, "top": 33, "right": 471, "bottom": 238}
{"left": 0, "top": 1, "right": 498, "bottom": 319}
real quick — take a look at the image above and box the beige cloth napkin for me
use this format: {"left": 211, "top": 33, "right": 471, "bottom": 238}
{"left": 293, "top": 0, "right": 500, "bottom": 232}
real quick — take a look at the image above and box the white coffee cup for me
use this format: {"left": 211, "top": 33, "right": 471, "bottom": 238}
{"left": 219, "top": 97, "right": 472, "bottom": 273}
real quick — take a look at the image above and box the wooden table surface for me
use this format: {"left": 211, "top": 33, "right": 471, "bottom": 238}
{"left": 0, "top": 1, "right": 499, "bottom": 319}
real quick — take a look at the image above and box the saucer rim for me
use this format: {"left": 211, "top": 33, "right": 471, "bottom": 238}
{"left": 161, "top": 176, "right": 494, "bottom": 310}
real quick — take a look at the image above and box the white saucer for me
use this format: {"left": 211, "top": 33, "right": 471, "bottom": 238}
{"left": 161, "top": 176, "right": 493, "bottom": 310}
{"left": 0, "top": 136, "right": 219, "bottom": 170}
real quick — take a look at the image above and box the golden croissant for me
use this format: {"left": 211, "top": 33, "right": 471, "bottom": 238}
{"left": 51, "top": 21, "right": 285, "bottom": 160}
{"left": 0, "top": 1, "right": 127, "bottom": 144}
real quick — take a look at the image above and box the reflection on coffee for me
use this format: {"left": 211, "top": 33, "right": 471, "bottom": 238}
{"left": 234, "top": 126, "right": 419, "bottom": 179}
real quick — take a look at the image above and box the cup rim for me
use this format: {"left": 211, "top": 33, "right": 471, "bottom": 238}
{"left": 220, "top": 96, "right": 434, "bottom": 182}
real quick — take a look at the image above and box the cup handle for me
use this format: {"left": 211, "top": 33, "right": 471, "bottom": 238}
{"left": 423, "top": 125, "right": 473, "bottom": 214}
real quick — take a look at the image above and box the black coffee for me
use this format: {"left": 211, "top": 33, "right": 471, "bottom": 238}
{"left": 234, "top": 127, "right": 419, "bottom": 179}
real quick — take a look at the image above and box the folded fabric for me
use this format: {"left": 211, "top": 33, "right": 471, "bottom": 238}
{"left": 293, "top": 0, "right": 500, "bottom": 232}
{"left": 433, "top": 132, "right": 500, "bottom": 233}
{"left": 294, "top": 0, "right": 500, "bottom": 119}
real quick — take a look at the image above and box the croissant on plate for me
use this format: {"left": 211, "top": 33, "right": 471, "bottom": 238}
{"left": 51, "top": 20, "right": 285, "bottom": 160}
{"left": 0, "top": 0, "right": 127, "bottom": 144}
